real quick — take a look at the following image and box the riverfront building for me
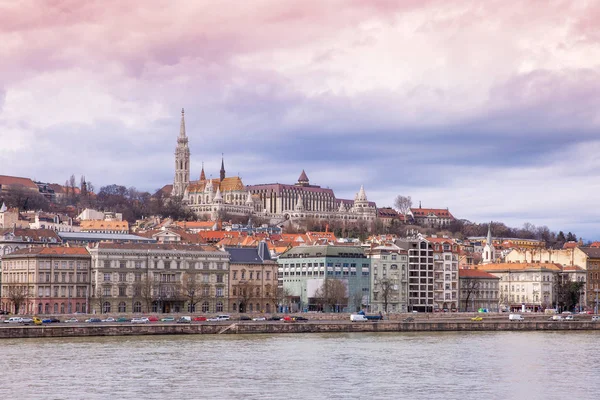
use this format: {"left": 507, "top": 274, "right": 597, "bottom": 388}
{"left": 394, "top": 237, "right": 435, "bottom": 312}
{"left": 458, "top": 268, "right": 500, "bottom": 311}
{"left": 226, "top": 242, "right": 279, "bottom": 314}
{"left": 278, "top": 245, "right": 371, "bottom": 312}
{"left": 366, "top": 245, "right": 408, "bottom": 313}
{"left": 0, "top": 247, "right": 91, "bottom": 315}
{"left": 87, "top": 243, "right": 230, "bottom": 314}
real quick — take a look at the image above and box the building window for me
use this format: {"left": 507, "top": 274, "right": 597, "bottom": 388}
{"left": 104, "top": 273, "right": 111, "bottom": 282}
{"left": 118, "top": 302, "right": 126, "bottom": 313}
{"left": 103, "top": 287, "right": 111, "bottom": 297}
{"left": 203, "top": 274, "right": 209, "bottom": 283}
{"left": 202, "top": 302, "right": 210, "bottom": 313}
{"left": 233, "top": 271, "right": 237, "bottom": 280}
{"left": 216, "top": 274, "right": 223, "bottom": 283}
{"left": 118, "top": 287, "right": 126, "bottom": 297}
{"left": 103, "top": 260, "right": 110, "bottom": 268}
{"left": 133, "top": 301, "right": 142, "bottom": 313}
{"left": 266, "top": 271, "right": 271, "bottom": 280}
{"left": 216, "top": 302, "right": 223, "bottom": 312}
{"left": 135, "top": 261, "right": 142, "bottom": 269}
{"left": 103, "top": 302, "right": 111, "bottom": 313}
{"left": 216, "top": 287, "right": 223, "bottom": 297}
{"left": 119, "top": 273, "right": 127, "bottom": 282}
{"left": 119, "top": 261, "right": 126, "bottom": 269}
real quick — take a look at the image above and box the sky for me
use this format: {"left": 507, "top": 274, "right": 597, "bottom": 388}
{"left": 1, "top": 0, "right": 599, "bottom": 239}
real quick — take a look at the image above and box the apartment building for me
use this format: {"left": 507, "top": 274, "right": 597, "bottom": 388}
{"left": 366, "top": 245, "right": 408, "bottom": 313}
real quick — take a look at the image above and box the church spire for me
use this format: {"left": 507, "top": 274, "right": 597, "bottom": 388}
{"left": 487, "top": 222, "right": 493, "bottom": 246}
{"left": 179, "top": 108, "right": 186, "bottom": 139}
{"left": 200, "top": 162, "right": 206, "bottom": 181}
{"left": 220, "top": 154, "right": 225, "bottom": 181}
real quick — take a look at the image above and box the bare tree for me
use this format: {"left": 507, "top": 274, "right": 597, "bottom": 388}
{"left": 180, "top": 272, "right": 204, "bottom": 312}
{"left": 7, "top": 286, "right": 27, "bottom": 314}
{"left": 394, "top": 195, "right": 412, "bottom": 220}
{"left": 276, "top": 286, "right": 294, "bottom": 312}
{"left": 234, "top": 280, "right": 254, "bottom": 313}
{"left": 349, "top": 289, "right": 364, "bottom": 312}
{"left": 462, "top": 278, "right": 481, "bottom": 311}
{"left": 93, "top": 286, "right": 108, "bottom": 314}
{"left": 138, "top": 275, "right": 157, "bottom": 313}
{"left": 375, "top": 278, "right": 395, "bottom": 312}
{"left": 314, "top": 280, "right": 348, "bottom": 312}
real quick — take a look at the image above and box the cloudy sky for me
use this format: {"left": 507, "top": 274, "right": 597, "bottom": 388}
{"left": 1, "top": 0, "right": 599, "bottom": 239}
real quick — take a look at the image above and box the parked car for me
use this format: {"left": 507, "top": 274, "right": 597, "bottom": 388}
{"left": 207, "top": 315, "right": 230, "bottom": 322}
{"left": 252, "top": 317, "right": 266, "bottom": 321}
{"left": 239, "top": 315, "right": 252, "bottom": 321}
{"left": 4, "top": 317, "right": 23, "bottom": 323}
{"left": 193, "top": 316, "right": 207, "bottom": 322}
{"left": 33, "top": 317, "right": 43, "bottom": 325}
{"left": 21, "top": 317, "right": 34, "bottom": 325}
{"left": 131, "top": 317, "right": 149, "bottom": 324}
{"left": 116, "top": 317, "right": 130, "bottom": 323}
{"left": 147, "top": 316, "right": 159, "bottom": 322}
{"left": 177, "top": 316, "right": 192, "bottom": 324}
{"left": 268, "top": 315, "right": 282, "bottom": 321}
{"left": 160, "top": 317, "right": 175, "bottom": 322}
{"left": 85, "top": 318, "right": 102, "bottom": 323}
{"left": 42, "top": 318, "right": 61, "bottom": 323}
{"left": 64, "top": 318, "right": 78, "bottom": 323}
{"left": 471, "top": 317, "right": 483, "bottom": 321}
{"left": 102, "top": 317, "right": 116, "bottom": 323}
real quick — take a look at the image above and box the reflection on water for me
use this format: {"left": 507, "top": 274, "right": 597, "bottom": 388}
{"left": 1, "top": 331, "right": 599, "bottom": 400}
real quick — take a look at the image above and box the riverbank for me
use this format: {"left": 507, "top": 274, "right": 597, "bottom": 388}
{"left": 2, "top": 319, "right": 600, "bottom": 339}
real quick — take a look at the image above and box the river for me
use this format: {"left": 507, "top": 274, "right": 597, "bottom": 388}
{"left": 1, "top": 331, "right": 598, "bottom": 400}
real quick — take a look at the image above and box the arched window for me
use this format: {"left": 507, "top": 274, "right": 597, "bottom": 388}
{"left": 133, "top": 301, "right": 142, "bottom": 313}
{"left": 54, "top": 304, "right": 58, "bottom": 313}
{"left": 60, "top": 303, "right": 65, "bottom": 314}
{"left": 118, "top": 302, "right": 126, "bottom": 313}
{"left": 75, "top": 303, "right": 80, "bottom": 313}
{"left": 38, "top": 303, "right": 42, "bottom": 314}
{"left": 265, "top": 303, "right": 271, "bottom": 313}
{"left": 216, "top": 302, "right": 223, "bottom": 312}
{"left": 232, "top": 303, "right": 237, "bottom": 312}
{"left": 45, "top": 303, "right": 50, "bottom": 314}
{"left": 103, "top": 302, "right": 111, "bottom": 313}
{"left": 202, "top": 301, "right": 209, "bottom": 313}
{"left": 248, "top": 303, "right": 253, "bottom": 312}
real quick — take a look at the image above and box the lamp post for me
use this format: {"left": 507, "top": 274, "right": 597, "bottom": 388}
{"left": 595, "top": 289, "right": 599, "bottom": 315}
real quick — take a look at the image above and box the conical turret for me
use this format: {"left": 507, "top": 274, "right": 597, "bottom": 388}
{"left": 355, "top": 185, "right": 367, "bottom": 202}
{"left": 295, "top": 194, "right": 304, "bottom": 211}
{"left": 214, "top": 186, "right": 223, "bottom": 203}
{"left": 0, "top": 202, "right": 7, "bottom": 213}
{"left": 200, "top": 162, "right": 206, "bottom": 181}
{"left": 245, "top": 191, "right": 253, "bottom": 205}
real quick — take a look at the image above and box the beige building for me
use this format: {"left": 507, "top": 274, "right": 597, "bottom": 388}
{"left": 459, "top": 269, "right": 500, "bottom": 311}
{"left": 366, "top": 245, "right": 408, "bottom": 313}
{"left": 87, "top": 243, "right": 229, "bottom": 314}
{"left": 1, "top": 247, "right": 91, "bottom": 315}
{"left": 505, "top": 248, "right": 588, "bottom": 268}
{"left": 226, "top": 243, "right": 278, "bottom": 313}
{"left": 479, "top": 263, "right": 561, "bottom": 312}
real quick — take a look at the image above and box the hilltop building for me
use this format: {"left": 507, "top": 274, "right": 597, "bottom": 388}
{"left": 168, "top": 109, "right": 377, "bottom": 225}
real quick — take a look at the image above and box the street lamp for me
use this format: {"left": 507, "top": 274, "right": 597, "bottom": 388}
{"left": 595, "top": 289, "right": 599, "bottom": 315}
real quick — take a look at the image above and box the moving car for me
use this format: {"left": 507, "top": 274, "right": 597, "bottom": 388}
{"left": 42, "top": 318, "right": 61, "bottom": 323}
{"left": 147, "top": 316, "right": 159, "bottom": 322}
{"left": 207, "top": 315, "right": 231, "bottom": 321}
{"left": 131, "top": 317, "right": 149, "bottom": 324}
{"left": 193, "top": 316, "right": 207, "bottom": 322}
{"left": 509, "top": 314, "right": 525, "bottom": 321}
{"left": 565, "top": 315, "right": 574, "bottom": 321}
{"left": 64, "top": 318, "right": 78, "bottom": 323}
{"left": 350, "top": 314, "right": 369, "bottom": 322}
{"left": 177, "top": 316, "right": 192, "bottom": 324}
{"left": 252, "top": 317, "right": 266, "bottom": 321}
{"left": 268, "top": 315, "right": 282, "bottom": 321}
{"left": 239, "top": 315, "right": 252, "bottom": 321}
{"left": 33, "top": 317, "right": 43, "bottom": 325}
{"left": 116, "top": 317, "right": 130, "bottom": 322}
{"left": 549, "top": 315, "right": 563, "bottom": 321}
{"left": 4, "top": 317, "right": 23, "bottom": 323}
{"left": 160, "top": 317, "right": 175, "bottom": 322}
{"left": 471, "top": 317, "right": 483, "bottom": 321}
{"left": 85, "top": 318, "right": 102, "bottom": 323}
{"left": 102, "top": 317, "right": 116, "bottom": 323}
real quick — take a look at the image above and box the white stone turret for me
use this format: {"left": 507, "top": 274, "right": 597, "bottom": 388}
{"left": 355, "top": 185, "right": 367, "bottom": 202}
{"left": 338, "top": 202, "right": 346, "bottom": 212}
{"left": 245, "top": 191, "right": 253, "bottom": 205}
{"left": 0, "top": 202, "right": 6, "bottom": 213}
{"left": 295, "top": 194, "right": 305, "bottom": 211}
{"left": 173, "top": 108, "right": 190, "bottom": 197}
{"left": 214, "top": 186, "right": 223, "bottom": 203}
{"left": 482, "top": 222, "right": 496, "bottom": 265}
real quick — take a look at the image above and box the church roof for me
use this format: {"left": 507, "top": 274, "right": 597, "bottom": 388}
{"left": 298, "top": 170, "right": 309, "bottom": 182}
{"left": 187, "top": 176, "right": 245, "bottom": 193}
{"left": 411, "top": 208, "right": 454, "bottom": 219}
{"left": 0, "top": 175, "right": 38, "bottom": 190}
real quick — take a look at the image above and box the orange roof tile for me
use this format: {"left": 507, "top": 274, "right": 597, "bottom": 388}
{"left": 0, "top": 175, "right": 38, "bottom": 190}
{"left": 80, "top": 220, "right": 129, "bottom": 231}
{"left": 459, "top": 269, "right": 500, "bottom": 279}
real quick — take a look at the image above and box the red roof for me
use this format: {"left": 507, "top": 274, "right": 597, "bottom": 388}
{"left": 0, "top": 175, "right": 38, "bottom": 190}
{"left": 6, "top": 247, "right": 89, "bottom": 257}
{"left": 459, "top": 269, "right": 500, "bottom": 279}
{"left": 411, "top": 208, "right": 454, "bottom": 219}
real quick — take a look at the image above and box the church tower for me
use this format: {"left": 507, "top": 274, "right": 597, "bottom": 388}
{"left": 173, "top": 108, "right": 190, "bottom": 197}
{"left": 482, "top": 222, "right": 496, "bottom": 264}
{"left": 220, "top": 155, "right": 226, "bottom": 181}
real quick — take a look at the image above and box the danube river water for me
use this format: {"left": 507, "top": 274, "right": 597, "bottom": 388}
{"left": 1, "top": 331, "right": 599, "bottom": 400}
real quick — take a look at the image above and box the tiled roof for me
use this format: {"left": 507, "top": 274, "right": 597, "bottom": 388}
{"left": 590, "top": 242, "right": 600, "bottom": 248}
{"left": 0, "top": 175, "right": 38, "bottom": 190}
{"left": 5, "top": 246, "right": 89, "bottom": 257}
{"left": 247, "top": 183, "right": 335, "bottom": 195}
{"left": 580, "top": 247, "right": 600, "bottom": 259}
{"left": 96, "top": 243, "right": 220, "bottom": 252}
{"left": 80, "top": 220, "right": 130, "bottom": 231}
{"left": 188, "top": 177, "right": 245, "bottom": 193}
{"left": 0, "top": 228, "right": 61, "bottom": 242}
{"left": 158, "top": 184, "right": 173, "bottom": 195}
{"left": 411, "top": 208, "right": 454, "bottom": 219}
{"left": 174, "top": 221, "right": 215, "bottom": 229}
{"left": 479, "top": 263, "right": 562, "bottom": 272}
{"left": 280, "top": 245, "right": 366, "bottom": 259}
{"left": 226, "top": 246, "right": 274, "bottom": 264}
{"left": 377, "top": 208, "right": 399, "bottom": 218}
{"left": 459, "top": 269, "right": 500, "bottom": 279}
